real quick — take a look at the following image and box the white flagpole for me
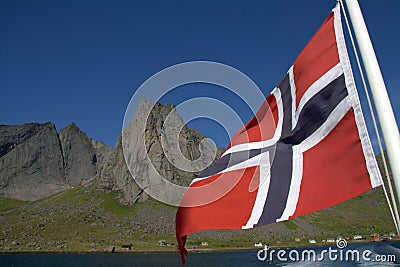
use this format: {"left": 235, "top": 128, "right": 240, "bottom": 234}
{"left": 343, "top": 0, "right": 400, "bottom": 204}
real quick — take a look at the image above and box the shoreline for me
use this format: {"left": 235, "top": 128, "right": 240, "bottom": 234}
{"left": 1, "top": 239, "right": 397, "bottom": 255}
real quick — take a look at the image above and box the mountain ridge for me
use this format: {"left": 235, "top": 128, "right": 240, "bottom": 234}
{"left": 0, "top": 99, "right": 220, "bottom": 203}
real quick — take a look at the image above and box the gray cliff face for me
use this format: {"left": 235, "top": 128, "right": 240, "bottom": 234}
{"left": 95, "top": 99, "right": 219, "bottom": 205}
{"left": 0, "top": 122, "right": 113, "bottom": 201}
{"left": 90, "top": 139, "right": 113, "bottom": 173}
{"left": 0, "top": 100, "right": 220, "bottom": 204}
{"left": 0, "top": 123, "right": 43, "bottom": 158}
{"left": 0, "top": 123, "right": 70, "bottom": 201}
{"left": 59, "top": 123, "right": 97, "bottom": 186}
{"left": 95, "top": 133, "right": 148, "bottom": 205}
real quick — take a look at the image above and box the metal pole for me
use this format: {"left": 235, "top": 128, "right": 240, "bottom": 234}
{"left": 343, "top": 0, "right": 400, "bottom": 203}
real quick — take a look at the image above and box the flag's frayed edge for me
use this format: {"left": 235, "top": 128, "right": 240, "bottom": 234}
{"left": 177, "top": 233, "right": 188, "bottom": 265}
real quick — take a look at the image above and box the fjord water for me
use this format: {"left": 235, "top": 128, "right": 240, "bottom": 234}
{"left": 1, "top": 241, "right": 399, "bottom": 267}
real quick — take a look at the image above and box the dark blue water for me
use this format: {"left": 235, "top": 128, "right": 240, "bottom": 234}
{"left": 1, "top": 242, "right": 400, "bottom": 267}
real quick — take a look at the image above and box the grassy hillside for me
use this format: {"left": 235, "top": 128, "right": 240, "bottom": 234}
{"left": 0, "top": 186, "right": 396, "bottom": 253}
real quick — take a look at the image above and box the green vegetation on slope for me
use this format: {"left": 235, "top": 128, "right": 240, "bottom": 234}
{"left": 0, "top": 186, "right": 396, "bottom": 253}
{"left": 299, "top": 187, "right": 395, "bottom": 245}
{"left": 0, "top": 198, "right": 27, "bottom": 212}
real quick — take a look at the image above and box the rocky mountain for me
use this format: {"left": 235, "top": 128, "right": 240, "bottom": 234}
{"left": 94, "top": 99, "right": 219, "bottom": 205}
{"left": 0, "top": 122, "right": 111, "bottom": 201}
{"left": 0, "top": 123, "right": 69, "bottom": 201}
{"left": 58, "top": 123, "right": 97, "bottom": 186}
{"left": 0, "top": 99, "right": 220, "bottom": 203}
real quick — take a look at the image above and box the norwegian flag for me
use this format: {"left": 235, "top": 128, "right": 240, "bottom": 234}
{"left": 176, "top": 4, "right": 382, "bottom": 265}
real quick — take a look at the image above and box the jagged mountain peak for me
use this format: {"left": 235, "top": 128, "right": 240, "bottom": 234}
{"left": 58, "top": 123, "right": 97, "bottom": 186}
{"left": 0, "top": 122, "right": 57, "bottom": 157}
{"left": 61, "top": 122, "right": 81, "bottom": 131}
{"left": 0, "top": 122, "right": 70, "bottom": 200}
{"left": 0, "top": 101, "right": 220, "bottom": 203}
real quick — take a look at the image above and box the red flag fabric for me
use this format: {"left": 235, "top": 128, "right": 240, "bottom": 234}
{"left": 176, "top": 4, "right": 382, "bottom": 265}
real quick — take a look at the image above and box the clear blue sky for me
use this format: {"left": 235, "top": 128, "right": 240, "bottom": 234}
{"left": 1, "top": 0, "right": 399, "bottom": 150}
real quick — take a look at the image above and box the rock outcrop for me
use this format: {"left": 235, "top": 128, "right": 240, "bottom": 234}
{"left": 0, "top": 100, "right": 221, "bottom": 203}
{"left": 94, "top": 133, "right": 148, "bottom": 205}
{"left": 0, "top": 123, "right": 70, "bottom": 201}
{"left": 95, "top": 99, "right": 220, "bottom": 205}
{"left": 0, "top": 122, "right": 113, "bottom": 201}
{"left": 59, "top": 123, "right": 97, "bottom": 186}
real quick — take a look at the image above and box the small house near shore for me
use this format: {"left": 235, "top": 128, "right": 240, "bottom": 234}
{"left": 121, "top": 244, "right": 132, "bottom": 250}
{"left": 158, "top": 240, "right": 167, "bottom": 247}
